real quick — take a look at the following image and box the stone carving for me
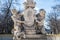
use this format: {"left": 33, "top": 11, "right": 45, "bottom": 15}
{"left": 23, "top": 0, "right": 37, "bottom": 35}
{"left": 36, "top": 9, "right": 46, "bottom": 34}
{"left": 11, "top": 0, "right": 46, "bottom": 40}
{"left": 23, "top": 8, "right": 35, "bottom": 27}
{"left": 11, "top": 9, "right": 25, "bottom": 40}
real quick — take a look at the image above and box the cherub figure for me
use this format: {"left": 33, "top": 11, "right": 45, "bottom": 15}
{"left": 36, "top": 9, "right": 46, "bottom": 34}
{"left": 11, "top": 9, "right": 25, "bottom": 40}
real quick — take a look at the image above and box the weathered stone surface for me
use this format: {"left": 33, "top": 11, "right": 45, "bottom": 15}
{"left": 24, "top": 0, "right": 36, "bottom": 8}
{"left": 23, "top": 8, "right": 35, "bottom": 27}
{"left": 25, "top": 29, "right": 36, "bottom": 35}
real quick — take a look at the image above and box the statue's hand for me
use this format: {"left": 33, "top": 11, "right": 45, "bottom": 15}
{"left": 36, "top": 20, "right": 41, "bottom": 24}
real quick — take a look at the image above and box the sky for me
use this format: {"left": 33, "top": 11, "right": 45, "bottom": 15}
{"left": 19, "top": 0, "right": 60, "bottom": 13}
{"left": 0, "top": 0, "right": 60, "bottom": 14}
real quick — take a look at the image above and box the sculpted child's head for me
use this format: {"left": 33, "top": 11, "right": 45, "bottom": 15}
{"left": 39, "top": 9, "right": 46, "bottom": 18}
{"left": 11, "top": 9, "right": 18, "bottom": 15}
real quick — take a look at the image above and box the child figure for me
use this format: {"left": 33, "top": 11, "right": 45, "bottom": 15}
{"left": 11, "top": 9, "right": 25, "bottom": 40}
{"left": 36, "top": 9, "right": 46, "bottom": 34}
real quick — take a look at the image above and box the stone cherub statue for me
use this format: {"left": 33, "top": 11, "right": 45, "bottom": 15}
{"left": 36, "top": 9, "right": 46, "bottom": 34}
{"left": 11, "top": 9, "right": 25, "bottom": 40}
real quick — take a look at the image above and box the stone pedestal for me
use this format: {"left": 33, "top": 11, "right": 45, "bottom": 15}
{"left": 25, "top": 29, "right": 36, "bottom": 35}
{"left": 21, "top": 34, "right": 47, "bottom": 40}
{"left": 24, "top": 26, "right": 36, "bottom": 35}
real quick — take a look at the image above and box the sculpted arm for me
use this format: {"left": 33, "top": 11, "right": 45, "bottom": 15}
{"left": 16, "top": 19, "right": 24, "bottom": 23}
{"left": 11, "top": 16, "right": 16, "bottom": 22}
{"left": 36, "top": 19, "right": 44, "bottom": 25}
{"left": 11, "top": 16, "right": 24, "bottom": 24}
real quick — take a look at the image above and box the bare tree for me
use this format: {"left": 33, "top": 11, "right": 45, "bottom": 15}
{"left": 47, "top": 5, "right": 60, "bottom": 34}
{"left": 0, "top": 0, "right": 21, "bottom": 34}
{"left": 47, "top": 13, "right": 58, "bottom": 34}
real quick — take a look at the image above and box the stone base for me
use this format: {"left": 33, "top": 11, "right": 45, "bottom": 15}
{"left": 25, "top": 34, "right": 47, "bottom": 38}
{"left": 25, "top": 29, "right": 36, "bottom": 35}
{"left": 21, "top": 34, "right": 47, "bottom": 40}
